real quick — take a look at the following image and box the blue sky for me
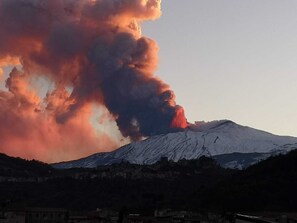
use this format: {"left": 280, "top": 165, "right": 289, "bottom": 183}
{"left": 142, "top": 0, "right": 297, "bottom": 136}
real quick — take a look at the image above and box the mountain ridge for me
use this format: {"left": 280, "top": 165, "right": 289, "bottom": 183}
{"left": 53, "top": 120, "right": 297, "bottom": 169}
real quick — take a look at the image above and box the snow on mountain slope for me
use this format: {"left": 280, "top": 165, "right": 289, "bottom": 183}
{"left": 53, "top": 120, "right": 297, "bottom": 169}
{"left": 213, "top": 151, "right": 288, "bottom": 170}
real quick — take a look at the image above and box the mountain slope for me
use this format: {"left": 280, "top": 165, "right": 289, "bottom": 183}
{"left": 2, "top": 144, "right": 297, "bottom": 211}
{"left": 203, "top": 149, "right": 297, "bottom": 211}
{"left": 213, "top": 151, "right": 286, "bottom": 169}
{"left": 0, "top": 153, "right": 54, "bottom": 177}
{"left": 53, "top": 120, "right": 297, "bottom": 169}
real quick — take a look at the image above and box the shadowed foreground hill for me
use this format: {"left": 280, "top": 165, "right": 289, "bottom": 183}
{"left": 0, "top": 157, "right": 233, "bottom": 211}
{"left": 0, "top": 153, "right": 54, "bottom": 178}
{"left": 0, "top": 150, "right": 297, "bottom": 212}
{"left": 204, "top": 149, "right": 297, "bottom": 211}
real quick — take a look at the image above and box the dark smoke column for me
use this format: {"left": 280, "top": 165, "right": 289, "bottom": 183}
{"left": 88, "top": 32, "right": 188, "bottom": 139}
{"left": 85, "top": 1, "right": 188, "bottom": 139}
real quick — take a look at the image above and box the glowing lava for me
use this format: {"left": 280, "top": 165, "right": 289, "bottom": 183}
{"left": 170, "top": 106, "right": 188, "bottom": 129}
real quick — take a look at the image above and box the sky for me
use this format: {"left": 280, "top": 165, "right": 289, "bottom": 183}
{"left": 0, "top": 0, "right": 297, "bottom": 162}
{"left": 142, "top": 0, "right": 297, "bottom": 137}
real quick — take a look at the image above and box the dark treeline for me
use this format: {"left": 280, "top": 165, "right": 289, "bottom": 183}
{"left": 0, "top": 150, "right": 297, "bottom": 213}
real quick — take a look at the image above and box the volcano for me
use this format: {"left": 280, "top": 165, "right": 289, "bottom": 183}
{"left": 53, "top": 120, "right": 297, "bottom": 169}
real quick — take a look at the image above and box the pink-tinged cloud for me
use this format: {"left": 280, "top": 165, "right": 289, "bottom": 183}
{"left": 0, "top": 0, "right": 187, "bottom": 162}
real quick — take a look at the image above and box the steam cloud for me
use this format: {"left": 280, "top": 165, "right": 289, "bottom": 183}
{"left": 0, "top": 0, "right": 187, "bottom": 162}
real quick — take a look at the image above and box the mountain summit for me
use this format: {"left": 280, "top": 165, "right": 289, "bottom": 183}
{"left": 53, "top": 120, "right": 297, "bottom": 169}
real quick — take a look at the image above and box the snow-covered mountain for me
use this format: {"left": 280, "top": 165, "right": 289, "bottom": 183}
{"left": 53, "top": 120, "right": 297, "bottom": 169}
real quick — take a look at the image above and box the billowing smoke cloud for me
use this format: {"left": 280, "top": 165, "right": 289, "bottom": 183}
{"left": 0, "top": 0, "right": 187, "bottom": 162}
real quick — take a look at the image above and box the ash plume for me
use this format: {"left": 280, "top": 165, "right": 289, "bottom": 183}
{"left": 0, "top": 0, "right": 187, "bottom": 162}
